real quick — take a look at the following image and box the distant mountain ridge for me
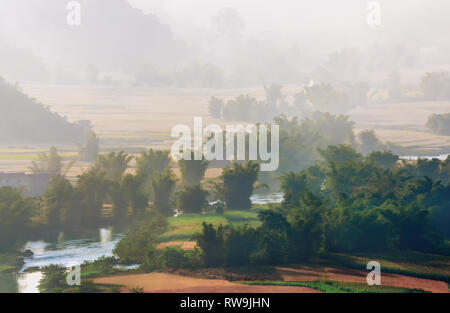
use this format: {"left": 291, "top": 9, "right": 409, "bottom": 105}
{"left": 0, "top": 77, "right": 88, "bottom": 144}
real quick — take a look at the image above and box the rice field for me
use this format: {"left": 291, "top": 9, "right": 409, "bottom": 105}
{"left": 2, "top": 84, "right": 450, "bottom": 175}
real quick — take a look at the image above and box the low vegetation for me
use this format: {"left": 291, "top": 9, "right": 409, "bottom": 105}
{"left": 243, "top": 280, "right": 428, "bottom": 293}
{"left": 326, "top": 251, "right": 450, "bottom": 284}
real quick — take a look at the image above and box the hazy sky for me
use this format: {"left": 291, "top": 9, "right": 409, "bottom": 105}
{"left": 126, "top": 0, "right": 450, "bottom": 50}
{"left": 128, "top": 0, "right": 367, "bottom": 37}
{"left": 126, "top": 0, "right": 435, "bottom": 36}
{"left": 1, "top": 0, "right": 449, "bottom": 84}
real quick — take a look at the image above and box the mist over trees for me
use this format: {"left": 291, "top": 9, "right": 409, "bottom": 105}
{"left": 29, "top": 146, "right": 62, "bottom": 175}
{"left": 2, "top": 1, "right": 449, "bottom": 88}
{"left": 77, "top": 130, "right": 100, "bottom": 162}
{"left": 427, "top": 113, "right": 450, "bottom": 136}
{"left": 421, "top": 72, "right": 450, "bottom": 101}
{"left": 0, "top": 0, "right": 186, "bottom": 83}
{"left": 135, "top": 149, "right": 171, "bottom": 197}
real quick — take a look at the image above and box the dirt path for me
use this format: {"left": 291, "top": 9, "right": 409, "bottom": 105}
{"left": 275, "top": 265, "right": 449, "bottom": 293}
{"left": 93, "top": 273, "right": 320, "bottom": 293}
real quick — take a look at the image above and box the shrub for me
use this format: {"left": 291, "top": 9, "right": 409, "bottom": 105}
{"left": 38, "top": 265, "right": 67, "bottom": 293}
{"left": 113, "top": 212, "right": 168, "bottom": 263}
{"left": 193, "top": 222, "right": 225, "bottom": 267}
{"left": 176, "top": 185, "right": 209, "bottom": 214}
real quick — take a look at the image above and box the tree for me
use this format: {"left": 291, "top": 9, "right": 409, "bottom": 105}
{"left": 220, "top": 161, "right": 260, "bottom": 210}
{"left": 151, "top": 170, "right": 176, "bottom": 216}
{"left": 264, "top": 84, "right": 283, "bottom": 110}
{"left": 108, "top": 180, "right": 128, "bottom": 221}
{"left": 113, "top": 212, "right": 168, "bottom": 264}
{"left": 359, "top": 129, "right": 384, "bottom": 155}
{"left": 41, "top": 175, "right": 77, "bottom": 227}
{"left": 178, "top": 151, "right": 209, "bottom": 186}
{"left": 78, "top": 130, "right": 99, "bottom": 162}
{"left": 304, "top": 83, "right": 350, "bottom": 114}
{"left": 318, "top": 144, "right": 361, "bottom": 165}
{"left": 136, "top": 149, "right": 171, "bottom": 197}
{"left": 272, "top": 115, "right": 327, "bottom": 183}
{"left": 136, "top": 149, "right": 170, "bottom": 180}
{"left": 421, "top": 72, "right": 450, "bottom": 100}
{"left": 0, "top": 187, "right": 35, "bottom": 248}
{"left": 122, "top": 174, "right": 148, "bottom": 215}
{"left": 440, "top": 156, "right": 450, "bottom": 184}
{"left": 212, "top": 7, "right": 245, "bottom": 38}
{"left": 381, "top": 202, "right": 442, "bottom": 251}
{"left": 29, "top": 146, "right": 62, "bottom": 175}
{"left": 223, "top": 225, "right": 256, "bottom": 267}
{"left": 288, "top": 191, "right": 328, "bottom": 259}
{"left": 310, "top": 112, "right": 356, "bottom": 146}
{"left": 222, "top": 95, "right": 256, "bottom": 121}
{"left": 193, "top": 222, "right": 225, "bottom": 267}
{"left": 208, "top": 97, "right": 223, "bottom": 119}
{"left": 367, "top": 151, "right": 399, "bottom": 169}
{"left": 426, "top": 113, "right": 450, "bottom": 136}
{"left": 176, "top": 185, "right": 209, "bottom": 214}
{"left": 416, "top": 158, "right": 441, "bottom": 179}
{"left": 280, "top": 172, "right": 308, "bottom": 207}
{"left": 94, "top": 151, "right": 132, "bottom": 182}
{"left": 293, "top": 92, "right": 307, "bottom": 109}
{"left": 273, "top": 115, "right": 300, "bottom": 135}
{"left": 76, "top": 169, "right": 109, "bottom": 225}
{"left": 38, "top": 265, "right": 68, "bottom": 293}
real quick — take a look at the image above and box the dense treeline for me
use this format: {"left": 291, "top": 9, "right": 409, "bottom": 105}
{"left": 0, "top": 143, "right": 218, "bottom": 251}
{"left": 114, "top": 144, "right": 450, "bottom": 271}
{"left": 209, "top": 83, "right": 368, "bottom": 122}
{"left": 184, "top": 148, "right": 450, "bottom": 269}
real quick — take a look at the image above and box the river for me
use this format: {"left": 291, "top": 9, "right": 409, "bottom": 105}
{"left": 400, "top": 153, "right": 449, "bottom": 161}
{"left": 0, "top": 227, "right": 124, "bottom": 293}
{"left": 0, "top": 193, "right": 284, "bottom": 293}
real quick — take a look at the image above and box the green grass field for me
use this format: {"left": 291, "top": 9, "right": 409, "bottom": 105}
{"left": 158, "top": 207, "right": 263, "bottom": 243}
{"left": 242, "top": 280, "right": 428, "bottom": 293}
{"left": 326, "top": 251, "right": 450, "bottom": 284}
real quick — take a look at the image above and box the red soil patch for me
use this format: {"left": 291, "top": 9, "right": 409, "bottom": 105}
{"left": 153, "top": 285, "right": 321, "bottom": 293}
{"left": 276, "top": 265, "right": 449, "bottom": 293}
{"left": 157, "top": 241, "right": 197, "bottom": 250}
{"left": 93, "top": 273, "right": 320, "bottom": 293}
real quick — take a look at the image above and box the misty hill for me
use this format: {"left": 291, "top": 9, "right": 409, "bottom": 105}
{"left": 0, "top": 0, "right": 187, "bottom": 82}
{"left": 0, "top": 77, "right": 88, "bottom": 144}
